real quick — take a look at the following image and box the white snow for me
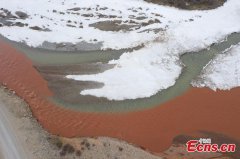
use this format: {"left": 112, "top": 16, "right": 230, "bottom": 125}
{"left": 1, "top": 0, "right": 240, "bottom": 100}
{"left": 0, "top": 0, "right": 166, "bottom": 49}
{"left": 67, "top": 44, "right": 182, "bottom": 100}
{"left": 192, "top": 44, "right": 240, "bottom": 90}
{"left": 67, "top": 0, "right": 240, "bottom": 100}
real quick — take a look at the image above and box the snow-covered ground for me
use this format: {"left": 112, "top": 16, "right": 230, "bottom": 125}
{"left": 1, "top": 0, "right": 240, "bottom": 100}
{"left": 192, "top": 44, "right": 240, "bottom": 91}
{"left": 68, "top": 0, "right": 240, "bottom": 100}
{"left": 0, "top": 0, "right": 169, "bottom": 49}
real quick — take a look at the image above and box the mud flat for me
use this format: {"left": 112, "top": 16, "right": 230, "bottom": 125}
{"left": 0, "top": 38, "right": 240, "bottom": 159}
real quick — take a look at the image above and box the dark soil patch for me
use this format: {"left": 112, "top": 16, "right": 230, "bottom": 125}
{"left": 29, "top": 26, "right": 51, "bottom": 32}
{"left": 0, "top": 8, "right": 29, "bottom": 27}
{"left": 89, "top": 19, "right": 161, "bottom": 32}
{"left": 15, "top": 11, "right": 28, "bottom": 19}
{"left": 89, "top": 20, "right": 138, "bottom": 32}
{"left": 145, "top": 0, "right": 226, "bottom": 10}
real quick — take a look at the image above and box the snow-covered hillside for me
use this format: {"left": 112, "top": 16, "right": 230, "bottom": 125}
{"left": 1, "top": 0, "right": 240, "bottom": 100}
{"left": 0, "top": 0, "right": 170, "bottom": 49}
{"left": 192, "top": 44, "right": 240, "bottom": 91}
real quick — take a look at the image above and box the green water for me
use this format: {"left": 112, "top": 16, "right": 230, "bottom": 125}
{"left": 6, "top": 39, "right": 133, "bottom": 65}
{"left": 5, "top": 33, "right": 240, "bottom": 112}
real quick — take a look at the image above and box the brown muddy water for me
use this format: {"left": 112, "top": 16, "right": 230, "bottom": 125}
{"left": 1, "top": 34, "right": 240, "bottom": 156}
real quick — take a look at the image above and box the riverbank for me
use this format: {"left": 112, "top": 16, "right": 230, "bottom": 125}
{"left": 0, "top": 86, "right": 166, "bottom": 159}
{"left": 0, "top": 86, "right": 54, "bottom": 159}
{"left": 0, "top": 79, "right": 232, "bottom": 159}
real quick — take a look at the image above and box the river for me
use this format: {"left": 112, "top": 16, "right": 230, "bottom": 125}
{"left": 1, "top": 33, "right": 240, "bottom": 112}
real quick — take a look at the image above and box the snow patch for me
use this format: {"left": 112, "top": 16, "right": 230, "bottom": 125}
{"left": 192, "top": 44, "right": 240, "bottom": 90}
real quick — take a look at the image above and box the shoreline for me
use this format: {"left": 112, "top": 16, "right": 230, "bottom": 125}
{"left": 0, "top": 87, "right": 234, "bottom": 159}
{"left": 0, "top": 86, "right": 163, "bottom": 159}
{"left": 0, "top": 39, "right": 239, "bottom": 157}
{"left": 0, "top": 86, "right": 53, "bottom": 159}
